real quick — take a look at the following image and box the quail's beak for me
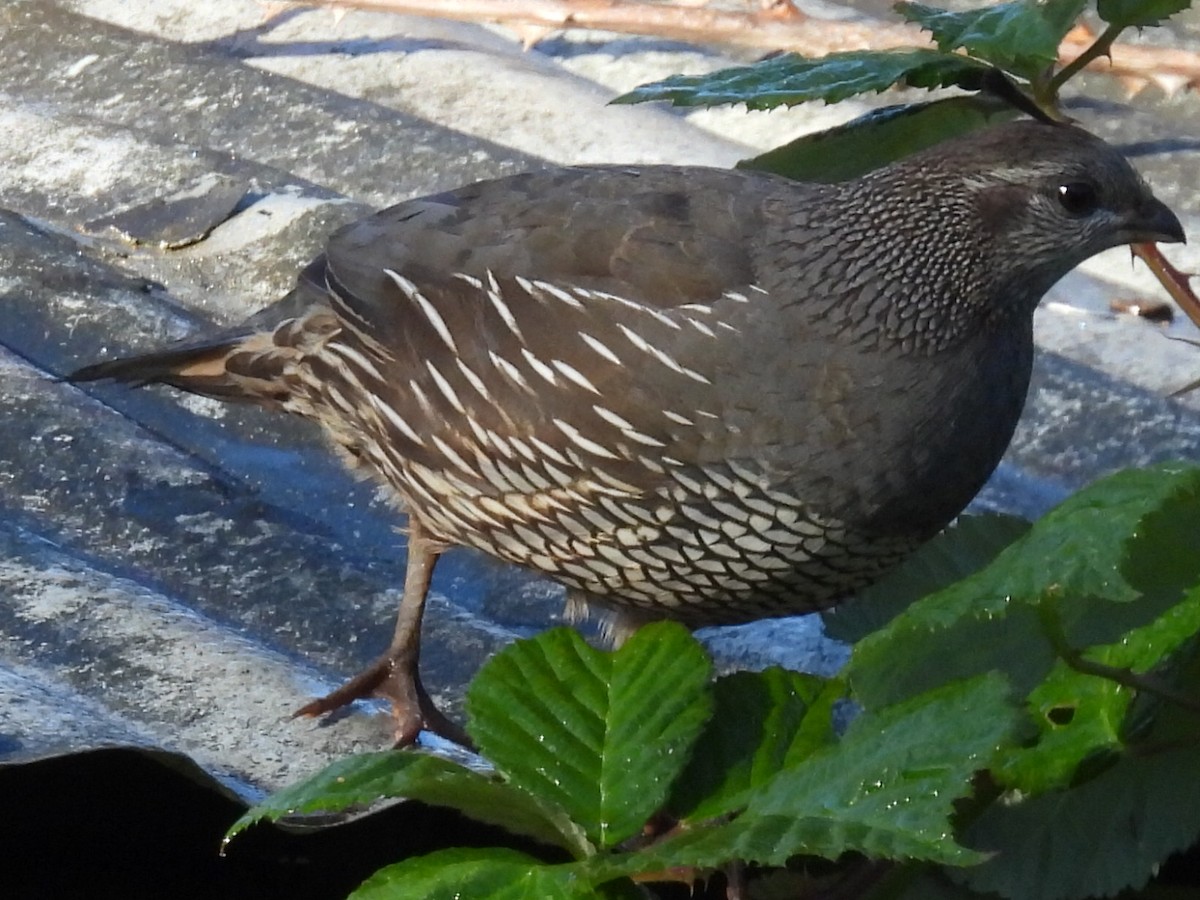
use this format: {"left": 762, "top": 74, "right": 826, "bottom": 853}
{"left": 1126, "top": 197, "right": 1186, "bottom": 244}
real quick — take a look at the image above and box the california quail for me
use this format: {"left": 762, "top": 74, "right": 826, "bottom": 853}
{"left": 71, "top": 120, "right": 1184, "bottom": 746}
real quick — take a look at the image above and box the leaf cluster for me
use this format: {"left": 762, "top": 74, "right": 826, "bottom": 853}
{"left": 229, "top": 463, "right": 1200, "bottom": 899}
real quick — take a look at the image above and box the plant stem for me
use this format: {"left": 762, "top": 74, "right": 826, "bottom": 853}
{"left": 1047, "top": 22, "right": 1126, "bottom": 96}
{"left": 1038, "top": 604, "right": 1200, "bottom": 715}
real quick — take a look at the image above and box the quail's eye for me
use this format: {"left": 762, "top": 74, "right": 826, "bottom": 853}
{"left": 1057, "top": 181, "right": 1100, "bottom": 216}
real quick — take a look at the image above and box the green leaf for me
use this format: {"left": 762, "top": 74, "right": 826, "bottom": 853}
{"left": 349, "top": 848, "right": 635, "bottom": 900}
{"left": 667, "top": 669, "right": 843, "bottom": 822}
{"left": 824, "top": 513, "right": 1030, "bottom": 643}
{"left": 738, "top": 95, "right": 1021, "bottom": 183}
{"left": 744, "top": 673, "right": 1014, "bottom": 858}
{"left": 898, "top": 0, "right": 1088, "bottom": 81}
{"left": 996, "top": 580, "right": 1200, "bottom": 793}
{"left": 956, "top": 744, "right": 1200, "bottom": 900}
{"left": 997, "top": 658, "right": 1129, "bottom": 793}
{"left": 466, "top": 623, "right": 712, "bottom": 851}
{"left": 1098, "top": 0, "right": 1192, "bottom": 27}
{"left": 226, "top": 751, "right": 587, "bottom": 855}
{"left": 599, "top": 674, "right": 1016, "bottom": 877}
{"left": 1121, "top": 467, "right": 1200, "bottom": 606}
{"left": 614, "top": 49, "right": 988, "bottom": 110}
{"left": 848, "top": 463, "right": 1200, "bottom": 711}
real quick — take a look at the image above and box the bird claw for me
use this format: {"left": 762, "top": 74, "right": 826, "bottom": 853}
{"left": 294, "top": 655, "right": 473, "bottom": 750}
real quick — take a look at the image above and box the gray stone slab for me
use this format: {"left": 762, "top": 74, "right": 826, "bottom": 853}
{"left": 1015, "top": 352, "right": 1200, "bottom": 485}
{"left": 0, "top": 515, "right": 390, "bottom": 792}
{"left": 0, "top": 212, "right": 542, "bottom": 777}
{"left": 2, "top": 1, "right": 538, "bottom": 209}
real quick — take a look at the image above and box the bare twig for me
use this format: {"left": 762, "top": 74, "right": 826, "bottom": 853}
{"left": 1048, "top": 21, "right": 1125, "bottom": 96}
{"left": 1133, "top": 243, "right": 1200, "bottom": 397}
{"left": 271, "top": 0, "right": 928, "bottom": 54}
{"left": 280, "top": 0, "right": 1200, "bottom": 95}
{"left": 1134, "top": 243, "right": 1200, "bottom": 334}
{"left": 1060, "top": 23, "right": 1200, "bottom": 96}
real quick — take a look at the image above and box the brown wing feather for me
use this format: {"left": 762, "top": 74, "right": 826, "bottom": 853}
{"left": 310, "top": 166, "right": 809, "bottom": 473}
{"left": 321, "top": 166, "right": 786, "bottom": 318}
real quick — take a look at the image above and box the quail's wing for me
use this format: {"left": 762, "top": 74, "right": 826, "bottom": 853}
{"left": 313, "top": 166, "right": 808, "bottom": 503}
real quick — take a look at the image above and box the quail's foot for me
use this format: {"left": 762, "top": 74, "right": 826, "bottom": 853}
{"left": 294, "top": 652, "right": 471, "bottom": 749}
{"left": 292, "top": 526, "right": 468, "bottom": 748}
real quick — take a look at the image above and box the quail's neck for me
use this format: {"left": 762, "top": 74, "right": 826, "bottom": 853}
{"left": 759, "top": 173, "right": 1041, "bottom": 358}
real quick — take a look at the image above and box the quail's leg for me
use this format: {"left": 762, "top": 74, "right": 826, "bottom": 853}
{"left": 293, "top": 523, "right": 471, "bottom": 748}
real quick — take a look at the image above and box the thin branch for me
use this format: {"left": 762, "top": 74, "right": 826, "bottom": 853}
{"left": 1134, "top": 243, "right": 1200, "bottom": 334}
{"left": 1038, "top": 603, "right": 1200, "bottom": 716}
{"left": 1075, "top": 32, "right": 1200, "bottom": 94}
{"left": 280, "top": 0, "right": 1200, "bottom": 94}
{"left": 1048, "top": 21, "right": 1125, "bottom": 95}
{"left": 270, "top": 0, "right": 926, "bottom": 53}
{"left": 1130, "top": 244, "right": 1200, "bottom": 397}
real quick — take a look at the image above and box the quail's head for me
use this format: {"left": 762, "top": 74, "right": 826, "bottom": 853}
{"left": 815, "top": 121, "right": 1183, "bottom": 352}
{"left": 967, "top": 122, "right": 1181, "bottom": 275}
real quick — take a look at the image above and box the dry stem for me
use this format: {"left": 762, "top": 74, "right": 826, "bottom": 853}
{"left": 277, "top": 0, "right": 1200, "bottom": 94}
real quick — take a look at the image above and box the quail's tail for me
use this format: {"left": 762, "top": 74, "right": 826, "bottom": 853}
{"left": 67, "top": 276, "right": 332, "bottom": 403}
{"left": 66, "top": 331, "right": 272, "bottom": 402}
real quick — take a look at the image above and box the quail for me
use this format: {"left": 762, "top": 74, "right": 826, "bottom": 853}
{"left": 71, "top": 120, "right": 1185, "bottom": 746}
